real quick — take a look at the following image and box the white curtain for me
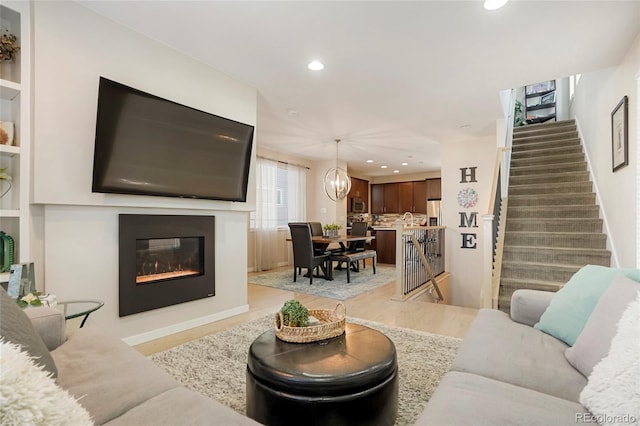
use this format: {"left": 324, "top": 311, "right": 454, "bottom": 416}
{"left": 287, "top": 165, "right": 307, "bottom": 223}
{"left": 254, "top": 158, "right": 280, "bottom": 271}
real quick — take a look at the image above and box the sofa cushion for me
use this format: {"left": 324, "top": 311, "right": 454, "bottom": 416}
{"left": 51, "top": 326, "right": 180, "bottom": 425}
{"left": 534, "top": 265, "right": 640, "bottom": 346}
{"left": 565, "top": 274, "right": 639, "bottom": 378}
{"left": 415, "top": 371, "right": 588, "bottom": 426}
{"left": 0, "top": 339, "right": 93, "bottom": 426}
{"left": 0, "top": 288, "right": 58, "bottom": 378}
{"left": 579, "top": 290, "right": 640, "bottom": 424}
{"left": 104, "top": 387, "right": 260, "bottom": 426}
{"left": 451, "top": 308, "right": 586, "bottom": 402}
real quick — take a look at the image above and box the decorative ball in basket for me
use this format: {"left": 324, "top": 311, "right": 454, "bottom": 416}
{"left": 274, "top": 300, "right": 346, "bottom": 343}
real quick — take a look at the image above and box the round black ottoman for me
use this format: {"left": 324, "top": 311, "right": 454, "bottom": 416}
{"left": 246, "top": 322, "right": 398, "bottom": 426}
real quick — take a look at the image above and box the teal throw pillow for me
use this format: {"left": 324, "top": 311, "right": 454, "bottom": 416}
{"left": 534, "top": 265, "right": 640, "bottom": 346}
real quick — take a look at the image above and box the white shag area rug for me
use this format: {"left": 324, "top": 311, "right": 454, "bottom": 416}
{"left": 249, "top": 265, "right": 397, "bottom": 300}
{"left": 150, "top": 315, "right": 461, "bottom": 426}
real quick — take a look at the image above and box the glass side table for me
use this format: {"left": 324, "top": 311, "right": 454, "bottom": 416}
{"left": 57, "top": 300, "right": 104, "bottom": 328}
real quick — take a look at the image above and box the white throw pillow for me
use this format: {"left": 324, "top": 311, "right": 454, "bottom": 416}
{"left": 0, "top": 339, "right": 93, "bottom": 426}
{"left": 579, "top": 291, "right": 640, "bottom": 426}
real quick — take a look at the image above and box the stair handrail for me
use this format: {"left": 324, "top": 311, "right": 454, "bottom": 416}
{"left": 481, "top": 88, "right": 515, "bottom": 308}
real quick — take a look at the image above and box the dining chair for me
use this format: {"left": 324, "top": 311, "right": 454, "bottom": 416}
{"left": 288, "top": 223, "right": 332, "bottom": 284}
{"left": 331, "top": 222, "right": 376, "bottom": 283}
{"left": 309, "top": 222, "right": 330, "bottom": 256}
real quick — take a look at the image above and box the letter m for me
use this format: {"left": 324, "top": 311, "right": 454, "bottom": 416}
{"left": 459, "top": 212, "right": 478, "bottom": 228}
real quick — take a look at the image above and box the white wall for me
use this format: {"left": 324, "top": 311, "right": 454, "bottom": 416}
{"left": 32, "top": 1, "right": 257, "bottom": 341}
{"left": 571, "top": 34, "right": 640, "bottom": 268}
{"left": 441, "top": 136, "right": 497, "bottom": 308}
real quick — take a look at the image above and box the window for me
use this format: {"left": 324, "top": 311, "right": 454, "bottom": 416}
{"left": 251, "top": 158, "right": 306, "bottom": 229}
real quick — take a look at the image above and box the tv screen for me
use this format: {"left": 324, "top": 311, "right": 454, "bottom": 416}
{"left": 92, "top": 77, "right": 254, "bottom": 202}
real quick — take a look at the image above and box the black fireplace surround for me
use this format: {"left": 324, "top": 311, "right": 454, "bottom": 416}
{"left": 119, "top": 214, "right": 215, "bottom": 317}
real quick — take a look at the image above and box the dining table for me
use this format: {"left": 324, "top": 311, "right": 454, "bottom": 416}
{"left": 286, "top": 235, "right": 376, "bottom": 280}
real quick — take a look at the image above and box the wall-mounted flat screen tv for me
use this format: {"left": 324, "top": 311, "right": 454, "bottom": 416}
{"left": 92, "top": 77, "right": 254, "bottom": 202}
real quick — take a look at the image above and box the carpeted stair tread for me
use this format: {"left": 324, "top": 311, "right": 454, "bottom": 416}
{"left": 508, "top": 181, "right": 593, "bottom": 195}
{"left": 512, "top": 131, "right": 580, "bottom": 144}
{"left": 503, "top": 245, "right": 611, "bottom": 266}
{"left": 501, "top": 261, "right": 582, "bottom": 283}
{"left": 511, "top": 144, "right": 582, "bottom": 160}
{"left": 504, "top": 231, "right": 607, "bottom": 249}
{"left": 506, "top": 205, "right": 599, "bottom": 219}
{"left": 513, "top": 119, "right": 574, "bottom": 131}
{"left": 509, "top": 171, "right": 590, "bottom": 185}
{"left": 509, "top": 161, "right": 588, "bottom": 176}
{"left": 513, "top": 123, "right": 576, "bottom": 137}
{"left": 510, "top": 152, "right": 584, "bottom": 166}
{"left": 506, "top": 218, "right": 602, "bottom": 233}
{"left": 500, "top": 277, "right": 565, "bottom": 291}
{"left": 512, "top": 138, "right": 581, "bottom": 153}
{"left": 508, "top": 193, "right": 596, "bottom": 206}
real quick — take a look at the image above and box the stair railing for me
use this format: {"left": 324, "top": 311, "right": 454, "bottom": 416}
{"left": 481, "top": 89, "right": 515, "bottom": 308}
{"left": 394, "top": 220, "right": 446, "bottom": 302}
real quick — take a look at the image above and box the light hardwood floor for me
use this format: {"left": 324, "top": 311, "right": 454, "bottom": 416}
{"left": 134, "top": 267, "right": 478, "bottom": 356}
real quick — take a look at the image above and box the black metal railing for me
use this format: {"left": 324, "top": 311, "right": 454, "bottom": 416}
{"left": 400, "top": 227, "right": 445, "bottom": 299}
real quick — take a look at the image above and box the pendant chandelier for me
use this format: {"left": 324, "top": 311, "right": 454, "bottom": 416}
{"left": 323, "top": 139, "right": 351, "bottom": 201}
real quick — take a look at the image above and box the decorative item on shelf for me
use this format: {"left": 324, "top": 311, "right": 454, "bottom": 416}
{"left": 17, "top": 292, "right": 42, "bottom": 308}
{"left": 7, "top": 262, "right": 35, "bottom": 298}
{"left": 0, "top": 167, "right": 12, "bottom": 199}
{"left": 0, "top": 121, "right": 14, "bottom": 145}
{"left": 323, "top": 223, "right": 341, "bottom": 237}
{"left": 0, "top": 231, "right": 14, "bottom": 273}
{"left": 0, "top": 28, "right": 20, "bottom": 81}
{"left": 323, "top": 138, "right": 351, "bottom": 201}
{"left": 274, "top": 301, "right": 346, "bottom": 343}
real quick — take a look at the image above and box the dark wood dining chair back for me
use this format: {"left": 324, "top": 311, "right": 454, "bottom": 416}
{"left": 288, "top": 222, "right": 331, "bottom": 284}
{"left": 349, "top": 222, "right": 368, "bottom": 251}
{"left": 309, "top": 222, "right": 323, "bottom": 237}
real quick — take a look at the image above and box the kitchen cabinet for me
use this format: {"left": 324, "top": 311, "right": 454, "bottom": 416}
{"left": 371, "top": 183, "right": 399, "bottom": 214}
{"left": 427, "top": 178, "right": 441, "bottom": 200}
{"left": 371, "top": 229, "right": 396, "bottom": 264}
{"left": 372, "top": 180, "right": 433, "bottom": 214}
{"left": 348, "top": 177, "right": 369, "bottom": 212}
{"left": 398, "top": 181, "right": 427, "bottom": 213}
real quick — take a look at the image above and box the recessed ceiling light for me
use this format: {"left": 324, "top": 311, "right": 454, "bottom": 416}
{"left": 307, "top": 60, "right": 324, "bottom": 71}
{"left": 483, "top": 0, "right": 508, "bottom": 10}
{"left": 460, "top": 124, "right": 472, "bottom": 129}
{"left": 401, "top": 162, "right": 408, "bottom": 166}
{"left": 381, "top": 165, "right": 388, "bottom": 169}
{"left": 393, "top": 170, "right": 400, "bottom": 173}
{"left": 366, "top": 160, "right": 374, "bottom": 163}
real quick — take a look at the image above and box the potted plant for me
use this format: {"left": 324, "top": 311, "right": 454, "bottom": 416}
{"left": 514, "top": 100, "right": 527, "bottom": 127}
{"left": 323, "top": 223, "right": 341, "bottom": 238}
{"left": 280, "top": 300, "right": 309, "bottom": 327}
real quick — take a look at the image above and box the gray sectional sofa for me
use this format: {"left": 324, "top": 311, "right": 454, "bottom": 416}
{"left": 416, "top": 290, "right": 589, "bottom": 425}
{"left": 418, "top": 265, "right": 640, "bottom": 425}
{"left": 0, "top": 289, "right": 259, "bottom": 426}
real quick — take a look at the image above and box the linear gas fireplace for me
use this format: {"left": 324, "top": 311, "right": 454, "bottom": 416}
{"left": 119, "top": 214, "right": 215, "bottom": 317}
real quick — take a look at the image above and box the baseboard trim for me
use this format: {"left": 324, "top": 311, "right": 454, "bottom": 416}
{"left": 122, "top": 304, "right": 250, "bottom": 346}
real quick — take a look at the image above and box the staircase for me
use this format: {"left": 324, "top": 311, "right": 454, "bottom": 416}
{"left": 498, "top": 119, "right": 611, "bottom": 313}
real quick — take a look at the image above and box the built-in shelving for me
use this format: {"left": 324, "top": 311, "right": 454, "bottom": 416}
{"left": 0, "top": 2, "right": 31, "bottom": 284}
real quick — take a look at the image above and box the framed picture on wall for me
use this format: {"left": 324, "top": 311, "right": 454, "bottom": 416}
{"left": 611, "top": 96, "right": 628, "bottom": 172}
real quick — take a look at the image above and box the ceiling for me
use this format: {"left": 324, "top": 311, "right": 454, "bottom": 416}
{"left": 79, "top": 1, "right": 640, "bottom": 177}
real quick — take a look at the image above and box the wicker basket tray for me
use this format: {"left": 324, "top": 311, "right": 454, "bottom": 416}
{"left": 274, "top": 302, "right": 346, "bottom": 343}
